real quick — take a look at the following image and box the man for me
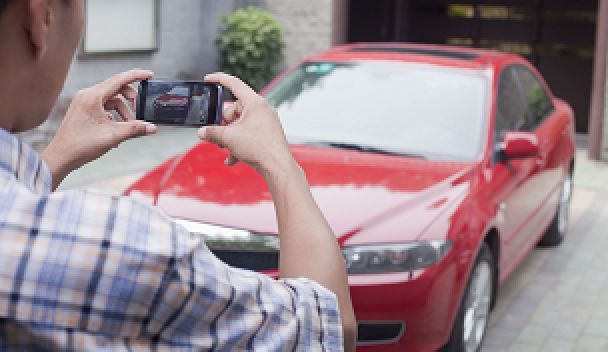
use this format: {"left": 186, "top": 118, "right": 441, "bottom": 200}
{"left": 0, "top": 0, "right": 356, "bottom": 350}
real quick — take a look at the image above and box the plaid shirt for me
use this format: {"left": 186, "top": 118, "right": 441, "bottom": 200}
{"left": 0, "top": 128, "right": 343, "bottom": 351}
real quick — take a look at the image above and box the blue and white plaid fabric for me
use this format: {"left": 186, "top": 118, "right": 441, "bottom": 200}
{"left": 0, "top": 128, "right": 343, "bottom": 351}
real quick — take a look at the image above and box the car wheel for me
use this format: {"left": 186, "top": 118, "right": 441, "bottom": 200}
{"left": 441, "top": 243, "right": 494, "bottom": 352}
{"left": 538, "top": 170, "right": 573, "bottom": 247}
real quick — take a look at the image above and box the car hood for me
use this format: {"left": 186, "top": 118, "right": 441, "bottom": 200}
{"left": 128, "top": 142, "right": 475, "bottom": 245}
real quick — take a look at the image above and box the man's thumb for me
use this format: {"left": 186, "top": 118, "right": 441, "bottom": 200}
{"left": 116, "top": 121, "right": 157, "bottom": 142}
{"left": 198, "top": 126, "right": 226, "bottom": 146}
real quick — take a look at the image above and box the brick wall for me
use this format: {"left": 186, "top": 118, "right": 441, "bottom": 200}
{"left": 236, "top": 0, "right": 333, "bottom": 69}
{"left": 19, "top": 0, "right": 235, "bottom": 152}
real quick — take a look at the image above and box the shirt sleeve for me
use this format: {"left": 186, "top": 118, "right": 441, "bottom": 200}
{"left": 0, "top": 183, "right": 344, "bottom": 350}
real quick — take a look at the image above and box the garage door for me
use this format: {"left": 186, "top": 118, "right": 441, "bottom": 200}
{"left": 347, "top": 0, "right": 598, "bottom": 133}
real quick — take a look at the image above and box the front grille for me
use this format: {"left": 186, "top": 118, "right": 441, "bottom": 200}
{"left": 211, "top": 249, "right": 279, "bottom": 271}
{"left": 357, "top": 322, "right": 405, "bottom": 345}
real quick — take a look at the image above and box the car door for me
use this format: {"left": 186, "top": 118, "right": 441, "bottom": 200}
{"left": 488, "top": 65, "right": 546, "bottom": 278}
{"left": 512, "top": 65, "right": 564, "bottom": 233}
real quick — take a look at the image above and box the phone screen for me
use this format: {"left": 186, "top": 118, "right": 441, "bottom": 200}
{"left": 137, "top": 79, "right": 223, "bottom": 126}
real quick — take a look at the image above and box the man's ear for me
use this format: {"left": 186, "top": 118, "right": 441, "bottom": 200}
{"left": 26, "top": 0, "right": 52, "bottom": 59}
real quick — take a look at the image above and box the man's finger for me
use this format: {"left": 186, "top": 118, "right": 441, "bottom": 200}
{"left": 114, "top": 121, "right": 158, "bottom": 142}
{"left": 204, "top": 73, "right": 257, "bottom": 104}
{"left": 119, "top": 85, "right": 139, "bottom": 112}
{"left": 220, "top": 101, "right": 236, "bottom": 126}
{"left": 223, "top": 101, "right": 235, "bottom": 111}
{"left": 221, "top": 101, "right": 240, "bottom": 126}
{"left": 105, "top": 97, "right": 134, "bottom": 121}
{"left": 198, "top": 125, "right": 227, "bottom": 148}
{"left": 99, "top": 69, "right": 153, "bottom": 101}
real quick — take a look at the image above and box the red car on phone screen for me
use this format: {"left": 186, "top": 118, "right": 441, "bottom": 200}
{"left": 126, "top": 43, "right": 575, "bottom": 351}
{"left": 152, "top": 86, "right": 191, "bottom": 123}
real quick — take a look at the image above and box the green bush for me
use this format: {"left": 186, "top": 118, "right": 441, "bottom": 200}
{"left": 216, "top": 7, "right": 285, "bottom": 92}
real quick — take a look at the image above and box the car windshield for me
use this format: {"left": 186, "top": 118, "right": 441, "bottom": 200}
{"left": 264, "top": 62, "right": 487, "bottom": 161}
{"left": 166, "top": 86, "right": 190, "bottom": 96}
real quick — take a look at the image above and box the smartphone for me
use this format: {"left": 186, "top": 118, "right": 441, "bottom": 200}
{"left": 137, "top": 79, "right": 224, "bottom": 126}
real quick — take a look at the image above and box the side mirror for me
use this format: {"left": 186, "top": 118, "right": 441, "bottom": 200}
{"left": 499, "top": 131, "right": 539, "bottom": 161}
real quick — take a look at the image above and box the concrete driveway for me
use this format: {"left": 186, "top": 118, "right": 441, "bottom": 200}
{"left": 482, "top": 148, "right": 608, "bottom": 352}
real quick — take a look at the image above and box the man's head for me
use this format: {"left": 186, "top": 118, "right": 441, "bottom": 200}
{"left": 0, "top": 0, "right": 15, "bottom": 14}
{"left": 0, "top": 0, "right": 84, "bottom": 133}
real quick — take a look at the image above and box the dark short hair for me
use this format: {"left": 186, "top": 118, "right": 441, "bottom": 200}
{"left": 0, "top": 0, "right": 15, "bottom": 15}
{"left": 0, "top": 0, "right": 71, "bottom": 16}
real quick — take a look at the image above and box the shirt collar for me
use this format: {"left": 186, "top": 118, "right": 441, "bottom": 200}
{"left": 0, "top": 128, "right": 52, "bottom": 194}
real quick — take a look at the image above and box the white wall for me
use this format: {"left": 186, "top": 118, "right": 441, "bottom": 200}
{"left": 20, "top": 0, "right": 236, "bottom": 152}
{"left": 61, "top": 0, "right": 235, "bottom": 98}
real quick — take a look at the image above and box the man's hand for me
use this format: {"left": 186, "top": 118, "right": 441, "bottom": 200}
{"left": 199, "top": 73, "right": 357, "bottom": 351}
{"left": 41, "top": 69, "right": 158, "bottom": 190}
{"left": 198, "top": 73, "right": 296, "bottom": 181}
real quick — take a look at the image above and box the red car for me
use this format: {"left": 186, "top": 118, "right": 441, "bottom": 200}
{"left": 152, "top": 86, "right": 191, "bottom": 123}
{"left": 126, "top": 43, "right": 575, "bottom": 351}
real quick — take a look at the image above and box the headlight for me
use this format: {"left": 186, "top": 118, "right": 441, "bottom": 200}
{"left": 342, "top": 240, "right": 452, "bottom": 274}
{"left": 175, "top": 218, "right": 451, "bottom": 275}
{"left": 173, "top": 218, "right": 280, "bottom": 251}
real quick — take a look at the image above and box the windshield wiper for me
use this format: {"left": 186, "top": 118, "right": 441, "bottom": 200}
{"left": 306, "top": 141, "right": 426, "bottom": 159}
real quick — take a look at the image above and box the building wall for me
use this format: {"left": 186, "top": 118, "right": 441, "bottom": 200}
{"left": 62, "top": 0, "right": 234, "bottom": 97}
{"left": 236, "top": 0, "right": 333, "bottom": 69}
{"left": 21, "top": 0, "right": 334, "bottom": 151}
{"left": 20, "top": 0, "right": 235, "bottom": 151}
{"left": 602, "top": 43, "right": 608, "bottom": 159}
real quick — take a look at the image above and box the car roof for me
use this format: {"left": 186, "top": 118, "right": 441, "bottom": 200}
{"left": 308, "top": 43, "right": 517, "bottom": 71}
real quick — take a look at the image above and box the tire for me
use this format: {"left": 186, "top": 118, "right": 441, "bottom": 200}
{"left": 538, "top": 169, "right": 573, "bottom": 247}
{"left": 441, "top": 243, "right": 495, "bottom": 352}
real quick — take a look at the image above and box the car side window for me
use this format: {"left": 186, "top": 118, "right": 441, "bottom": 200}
{"left": 513, "top": 65, "right": 554, "bottom": 130}
{"left": 495, "top": 66, "right": 527, "bottom": 142}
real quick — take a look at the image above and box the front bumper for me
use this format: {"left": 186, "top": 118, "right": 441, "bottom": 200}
{"left": 206, "top": 241, "right": 464, "bottom": 351}
{"left": 349, "top": 253, "right": 463, "bottom": 351}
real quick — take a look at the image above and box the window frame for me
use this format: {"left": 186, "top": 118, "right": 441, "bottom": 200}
{"left": 492, "top": 63, "right": 556, "bottom": 164}
{"left": 493, "top": 65, "right": 528, "bottom": 145}
{"left": 512, "top": 64, "right": 556, "bottom": 131}
{"left": 82, "top": 0, "right": 159, "bottom": 55}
